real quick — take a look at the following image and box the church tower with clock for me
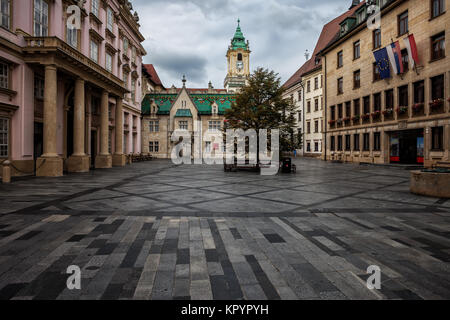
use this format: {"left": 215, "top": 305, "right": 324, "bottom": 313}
{"left": 224, "top": 19, "right": 251, "bottom": 93}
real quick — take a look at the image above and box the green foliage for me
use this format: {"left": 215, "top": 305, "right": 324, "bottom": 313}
{"left": 225, "top": 68, "right": 299, "bottom": 153}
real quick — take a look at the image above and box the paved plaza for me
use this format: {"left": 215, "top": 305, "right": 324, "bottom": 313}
{"left": 0, "top": 158, "right": 449, "bottom": 300}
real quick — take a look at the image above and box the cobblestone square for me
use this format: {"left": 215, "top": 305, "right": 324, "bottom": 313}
{"left": 0, "top": 158, "right": 449, "bottom": 300}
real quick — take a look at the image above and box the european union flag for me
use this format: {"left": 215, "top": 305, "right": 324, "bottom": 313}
{"left": 373, "top": 48, "right": 391, "bottom": 79}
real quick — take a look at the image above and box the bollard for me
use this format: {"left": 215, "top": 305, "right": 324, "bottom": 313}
{"left": 2, "top": 160, "right": 11, "bottom": 183}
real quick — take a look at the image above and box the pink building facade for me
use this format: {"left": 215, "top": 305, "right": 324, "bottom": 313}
{"left": 0, "top": 0, "right": 145, "bottom": 177}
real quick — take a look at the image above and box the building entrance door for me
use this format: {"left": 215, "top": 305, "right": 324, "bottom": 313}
{"left": 390, "top": 129, "right": 424, "bottom": 164}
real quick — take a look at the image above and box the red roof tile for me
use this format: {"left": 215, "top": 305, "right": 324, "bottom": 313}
{"left": 143, "top": 64, "right": 165, "bottom": 88}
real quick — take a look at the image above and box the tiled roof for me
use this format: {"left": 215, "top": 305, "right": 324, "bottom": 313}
{"left": 143, "top": 64, "right": 165, "bottom": 88}
{"left": 283, "top": 1, "right": 365, "bottom": 89}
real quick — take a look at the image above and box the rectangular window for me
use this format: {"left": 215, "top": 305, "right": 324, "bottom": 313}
{"left": 337, "top": 77, "right": 343, "bottom": 94}
{"left": 398, "top": 11, "right": 408, "bottom": 36}
{"left": 345, "top": 102, "right": 351, "bottom": 118}
{"left": 354, "top": 134, "right": 360, "bottom": 151}
{"left": 373, "top": 29, "right": 381, "bottom": 49}
{"left": 431, "top": 32, "right": 445, "bottom": 61}
{"left": 132, "top": 46, "right": 137, "bottom": 64}
{"left": 154, "top": 121, "right": 159, "bottom": 132}
{"left": 67, "top": 25, "right": 78, "bottom": 48}
{"left": 354, "top": 70, "right": 360, "bottom": 88}
{"left": 307, "top": 101, "right": 311, "bottom": 113}
{"left": 90, "top": 40, "right": 99, "bottom": 63}
{"left": 431, "top": 74, "right": 445, "bottom": 100}
{"left": 179, "top": 121, "right": 188, "bottom": 130}
{"left": 106, "top": 52, "right": 113, "bottom": 72}
{"left": 314, "top": 120, "right": 319, "bottom": 133}
{"left": 314, "top": 142, "right": 319, "bottom": 152}
{"left": 91, "top": 0, "right": 99, "bottom": 17}
{"left": 401, "top": 49, "right": 409, "bottom": 72}
{"left": 34, "top": 76, "right": 44, "bottom": 99}
{"left": 414, "top": 81, "right": 425, "bottom": 103}
{"left": 338, "top": 104, "right": 343, "bottom": 119}
{"left": 399, "top": 85, "right": 409, "bottom": 106}
{"left": 330, "top": 136, "right": 335, "bottom": 151}
{"left": 123, "top": 72, "right": 129, "bottom": 88}
{"left": 374, "top": 132, "right": 381, "bottom": 151}
{"left": 385, "top": 89, "right": 394, "bottom": 109}
{"left": 354, "top": 41, "right": 360, "bottom": 60}
{"left": 149, "top": 141, "right": 153, "bottom": 152}
{"left": 337, "top": 136, "right": 343, "bottom": 151}
{"left": 432, "top": 127, "right": 443, "bottom": 150}
{"left": 0, "top": 62, "right": 8, "bottom": 89}
{"left": 154, "top": 141, "right": 159, "bottom": 153}
{"left": 363, "top": 133, "right": 370, "bottom": 151}
{"left": 208, "top": 121, "right": 221, "bottom": 131}
{"left": 374, "top": 93, "right": 381, "bottom": 112}
{"left": 107, "top": 7, "right": 114, "bottom": 32}
{"left": 307, "top": 122, "right": 311, "bottom": 134}
{"left": 307, "top": 81, "right": 311, "bottom": 92}
{"left": 314, "top": 77, "right": 318, "bottom": 90}
{"left": 354, "top": 99, "right": 360, "bottom": 116}
{"left": 131, "top": 78, "right": 136, "bottom": 102}
{"left": 330, "top": 106, "right": 335, "bottom": 120}
{"left": 431, "top": 0, "right": 445, "bottom": 19}
{"left": 373, "top": 63, "right": 381, "bottom": 82}
{"left": 297, "top": 90, "right": 302, "bottom": 101}
{"left": 0, "top": 117, "right": 8, "bottom": 157}
{"left": 363, "top": 96, "right": 370, "bottom": 114}
{"left": 345, "top": 135, "right": 351, "bottom": 151}
{"left": 123, "top": 38, "right": 129, "bottom": 54}
{"left": 337, "top": 51, "right": 343, "bottom": 68}
{"left": 34, "top": 0, "right": 48, "bottom": 36}
{"left": 314, "top": 99, "right": 319, "bottom": 112}
{"left": 1, "top": 0, "right": 11, "bottom": 30}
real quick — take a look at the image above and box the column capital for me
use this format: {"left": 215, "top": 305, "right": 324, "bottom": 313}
{"left": 45, "top": 64, "right": 57, "bottom": 71}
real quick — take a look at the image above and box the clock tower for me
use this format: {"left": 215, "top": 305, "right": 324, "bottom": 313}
{"left": 224, "top": 19, "right": 251, "bottom": 93}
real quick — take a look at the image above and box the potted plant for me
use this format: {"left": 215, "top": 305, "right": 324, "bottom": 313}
{"left": 412, "top": 102, "right": 424, "bottom": 112}
{"left": 429, "top": 98, "right": 444, "bottom": 109}
{"left": 361, "top": 113, "right": 371, "bottom": 120}
{"left": 336, "top": 119, "right": 343, "bottom": 125}
{"left": 352, "top": 115, "right": 360, "bottom": 121}
{"left": 328, "top": 119, "right": 336, "bottom": 125}
{"left": 343, "top": 117, "right": 351, "bottom": 123}
{"left": 371, "top": 110, "right": 381, "bottom": 119}
{"left": 396, "top": 106, "right": 408, "bottom": 114}
{"left": 383, "top": 108, "right": 394, "bottom": 116}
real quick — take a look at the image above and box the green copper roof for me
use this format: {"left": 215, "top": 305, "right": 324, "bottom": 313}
{"left": 175, "top": 109, "right": 193, "bottom": 117}
{"left": 231, "top": 19, "right": 247, "bottom": 50}
{"left": 142, "top": 93, "right": 235, "bottom": 116}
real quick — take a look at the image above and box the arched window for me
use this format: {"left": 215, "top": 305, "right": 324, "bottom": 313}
{"left": 237, "top": 53, "right": 243, "bottom": 61}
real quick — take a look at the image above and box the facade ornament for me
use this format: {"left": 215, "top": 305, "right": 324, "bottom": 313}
{"left": 77, "top": 0, "right": 86, "bottom": 8}
{"left": 133, "top": 12, "right": 139, "bottom": 23}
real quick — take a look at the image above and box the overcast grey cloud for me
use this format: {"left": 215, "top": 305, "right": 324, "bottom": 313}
{"left": 134, "top": 0, "right": 352, "bottom": 88}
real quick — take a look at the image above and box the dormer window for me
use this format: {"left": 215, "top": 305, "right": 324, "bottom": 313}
{"left": 315, "top": 57, "right": 320, "bottom": 65}
{"left": 357, "top": 9, "right": 366, "bottom": 24}
{"left": 341, "top": 24, "right": 348, "bottom": 35}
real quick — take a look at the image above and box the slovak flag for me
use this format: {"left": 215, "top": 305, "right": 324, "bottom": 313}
{"left": 386, "top": 41, "right": 403, "bottom": 75}
{"left": 404, "top": 34, "right": 420, "bottom": 70}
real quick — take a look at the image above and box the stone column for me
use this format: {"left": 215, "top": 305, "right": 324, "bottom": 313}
{"left": 95, "top": 90, "right": 112, "bottom": 168}
{"left": 68, "top": 79, "right": 90, "bottom": 172}
{"left": 37, "top": 65, "right": 63, "bottom": 177}
{"left": 113, "top": 97, "right": 126, "bottom": 166}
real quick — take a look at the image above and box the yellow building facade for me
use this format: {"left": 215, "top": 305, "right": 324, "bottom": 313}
{"left": 322, "top": 0, "right": 449, "bottom": 167}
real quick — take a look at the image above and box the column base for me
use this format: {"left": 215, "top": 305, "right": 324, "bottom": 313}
{"left": 67, "top": 155, "right": 90, "bottom": 173}
{"left": 112, "top": 154, "right": 126, "bottom": 167}
{"left": 95, "top": 154, "right": 112, "bottom": 169}
{"left": 36, "top": 157, "right": 64, "bottom": 177}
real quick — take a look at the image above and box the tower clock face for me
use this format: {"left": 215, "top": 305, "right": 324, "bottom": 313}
{"left": 236, "top": 61, "right": 243, "bottom": 71}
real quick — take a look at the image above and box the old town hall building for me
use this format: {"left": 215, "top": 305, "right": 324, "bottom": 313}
{"left": 141, "top": 20, "right": 251, "bottom": 159}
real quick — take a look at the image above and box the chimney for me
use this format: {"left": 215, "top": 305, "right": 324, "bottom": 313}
{"left": 349, "top": 0, "right": 360, "bottom": 9}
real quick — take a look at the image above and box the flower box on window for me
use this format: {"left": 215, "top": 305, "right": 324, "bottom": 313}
{"left": 412, "top": 103, "right": 424, "bottom": 112}
{"left": 352, "top": 115, "right": 360, "bottom": 121}
{"left": 383, "top": 108, "right": 394, "bottom": 116}
{"left": 336, "top": 119, "right": 343, "bottom": 125}
{"left": 371, "top": 111, "right": 381, "bottom": 119}
{"left": 396, "top": 106, "right": 409, "bottom": 114}
{"left": 328, "top": 120, "right": 336, "bottom": 125}
{"left": 429, "top": 99, "right": 444, "bottom": 109}
{"left": 343, "top": 117, "right": 351, "bottom": 123}
{"left": 361, "top": 113, "right": 371, "bottom": 120}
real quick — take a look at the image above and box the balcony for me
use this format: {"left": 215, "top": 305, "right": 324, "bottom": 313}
{"left": 23, "top": 37, "right": 127, "bottom": 94}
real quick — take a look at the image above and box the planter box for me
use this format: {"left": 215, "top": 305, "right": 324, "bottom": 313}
{"left": 411, "top": 171, "right": 450, "bottom": 198}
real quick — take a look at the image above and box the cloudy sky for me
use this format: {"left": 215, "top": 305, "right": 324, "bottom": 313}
{"left": 134, "top": 0, "right": 352, "bottom": 88}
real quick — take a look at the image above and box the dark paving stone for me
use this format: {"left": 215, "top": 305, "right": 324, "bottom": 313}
{"left": 245, "top": 255, "right": 280, "bottom": 300}
{"left": 393, "top": 289, "right": 423, "bottom": 300}
{"left": 177, "top": 248, "right": 190, "bottom": 265}
{"left": 87, "top": 239, "right": 108, "bottom": 249}
{"left": 97, "top": 243, "right": 118, "bottom": 255}
{"left": 94, "top": 217, "right": 107, "bottom": 222}
{"left": 16, "top": 230, "right": 42, "bottom": 241}
{"left": 0, "top": 230, "right": 16, "bottom": 238}
{"left": 263, "top": 234, "right": 285, "bottom": 244}
{"left": 66, "top": 235, "right": 85, "bottom": 242}
{"left": 205, "top": 249, "right": 219, "bottom": 263}
{"left": 229, "top": 228, "right": 242, "bottom": 240}
{"left": 381, "top": 226, "right": 403, "bottom": 232}
{"left": 0, "top": 283, "right": 27, "bottom": 300}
